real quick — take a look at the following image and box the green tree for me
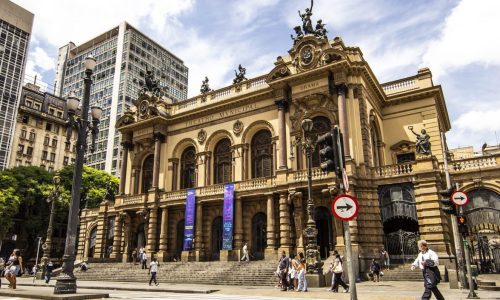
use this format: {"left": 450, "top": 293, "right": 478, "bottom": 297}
{"left": 58, "top": 165, "right": 119, "bottom": 209}
{"left": 0, "top": 174, "right": 21, "bottom": 251}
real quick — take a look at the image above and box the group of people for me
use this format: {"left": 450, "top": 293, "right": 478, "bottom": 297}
{"left": 0, "top": 249, "right": 23, "bottom": 289}
{"left": 275, "top": 251, "right": 308, "bottom": 292}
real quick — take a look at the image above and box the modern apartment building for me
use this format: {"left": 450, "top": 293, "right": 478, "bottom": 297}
{"left": 54, "top": 22, "right": 188, "bottom": 176}
{"left": 8, "top": 82, "right": 77, "bottom": 171}
{"left": 0, "top": 0, "right": 34, "bottom": 170}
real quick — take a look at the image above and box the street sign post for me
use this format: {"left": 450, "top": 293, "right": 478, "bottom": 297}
{"left": 331, "top": 194, "right": 359, "bottom": 300}
{"left": 331, "top": 194, "right": 359, "bottom": 221}
{"left": 451, "top": 191, "right": 469, "bottom": 206}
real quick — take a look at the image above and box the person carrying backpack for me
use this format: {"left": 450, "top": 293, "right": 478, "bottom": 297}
{"left": 371, "top": 259, "right": 381, "bottom": 282}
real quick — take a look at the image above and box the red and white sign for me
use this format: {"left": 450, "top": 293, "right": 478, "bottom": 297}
{"left": 331, "top": 194, "right": 359, "bottom": 221}
{"left": 451, "top": 191, "right": 469, "bottom": 206}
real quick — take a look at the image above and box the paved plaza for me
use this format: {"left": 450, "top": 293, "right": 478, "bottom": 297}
{"left": 0, "top": 275, "right": 498, "bottom": 300}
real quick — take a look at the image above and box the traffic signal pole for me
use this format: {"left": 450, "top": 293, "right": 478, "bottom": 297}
{"left": 441, "top": 132, "right": 467, "bottom": 288}
{"left": 461, "top": 205, "right": 479, "bottom": 299}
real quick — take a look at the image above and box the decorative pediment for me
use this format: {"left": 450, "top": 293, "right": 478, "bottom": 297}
{"left": 266, "top": 60, "right": 291, "bottom": 83}
{"left": 390, "top": 140, "right": 416, "bottom": 152}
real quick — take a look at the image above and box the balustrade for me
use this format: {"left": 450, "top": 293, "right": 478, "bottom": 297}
{"left": 375, "top": 163, "right": 413, "bottom": 177}
{"left": 382, "top": 79, "right": 416, "bottom": 92}
{"left": 450, "top": 156, "right": 497, "bottom": 172}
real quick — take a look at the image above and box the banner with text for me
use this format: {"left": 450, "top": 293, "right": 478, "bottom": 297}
{"left": 183, "top": 188, "right": 196, "bottom": 251}
{"left": 222, "top": 183, "right": 235, "bottom": 250}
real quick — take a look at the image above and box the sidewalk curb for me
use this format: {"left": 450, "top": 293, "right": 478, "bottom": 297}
{"left": 18, "top": 283, "right": 218, "bottom": 294}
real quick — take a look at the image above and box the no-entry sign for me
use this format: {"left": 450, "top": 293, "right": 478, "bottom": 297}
{"left": 451, "top": 191, "right": 469, "bottom": 206}
{"left": 331, "top": 194, "right": 359, "bottom": 221}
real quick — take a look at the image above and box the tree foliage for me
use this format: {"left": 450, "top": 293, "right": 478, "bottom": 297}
{"left": 0, "top": 174, "right": 21, "bottom": 241}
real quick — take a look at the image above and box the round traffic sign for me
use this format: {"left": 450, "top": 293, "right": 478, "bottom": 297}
{"left": 451, "top": 191, "right": 469, "bottom": 206}
{"left": 331, "top": 194, "right": 359, "bottom": 221}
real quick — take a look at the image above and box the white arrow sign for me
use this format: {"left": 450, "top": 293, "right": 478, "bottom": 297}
{"left": 451, "top": 191, "right": 469, "bottom": 206}
{"left": 331, "top": 194, "right": 359, "bottom": 221}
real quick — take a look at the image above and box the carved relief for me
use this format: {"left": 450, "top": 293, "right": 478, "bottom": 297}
{"left": 197, "top": 129, "right": 207, "bottom": 145}
{"left": 233, "top": 120, "right": 244, "bottom": 137}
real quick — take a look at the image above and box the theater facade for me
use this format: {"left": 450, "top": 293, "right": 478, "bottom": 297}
{"left": 76, "top": 28, "right": 500, "bottom": 274}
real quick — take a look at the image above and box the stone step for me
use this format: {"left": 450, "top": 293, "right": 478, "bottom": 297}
{"left": 477, "top": 280, "right": 496, "bottom": 287}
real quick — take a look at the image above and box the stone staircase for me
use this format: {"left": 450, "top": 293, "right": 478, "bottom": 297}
{"left": 478, "top": 278, "right": 500, "bottom": 291}
{"left": 75, "top": 260, "right": 278, "bottom": 286}
{"left": 376, "top": 265, "right": 422, "bottom": 281}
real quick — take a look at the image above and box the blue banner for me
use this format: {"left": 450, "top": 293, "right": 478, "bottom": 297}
{"left": 183, "top": 188, "right": 196, "bottom": 251}
{"left": 222, "top": 183, "right": 235, "bottom": 250}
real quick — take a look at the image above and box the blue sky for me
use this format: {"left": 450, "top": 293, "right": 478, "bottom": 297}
{"left": 14, "top": 0, "right": 500, "bottom": 151}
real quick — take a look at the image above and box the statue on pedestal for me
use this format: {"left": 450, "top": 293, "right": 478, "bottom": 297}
{"left": 200, "top": 76, "right": 211, "bottom": 94}
{"left": 298, "top": 0, "right": 314, "bottom": 34}
{"left": 233, "top": 64, "right": 247, "bottom": 84}
{"left": 408, "top": 126, "right": 431, "bottom": 155}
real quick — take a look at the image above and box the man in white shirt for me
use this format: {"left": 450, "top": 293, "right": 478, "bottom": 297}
{"left": 148, "top": 257, "right": 159, "bottom": 286}
{"left": 240, "top": 242, "right": 250, "bottom": 262}
{"left": 411, "top": 240, "right": 444, "bottom": 300}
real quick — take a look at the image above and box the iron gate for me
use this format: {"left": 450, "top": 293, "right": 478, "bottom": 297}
{"left": 383, "top": 229, "right": 420, "bottom": 264}
{"left": 472, "top": 235, "right": 500, "bottom": 274}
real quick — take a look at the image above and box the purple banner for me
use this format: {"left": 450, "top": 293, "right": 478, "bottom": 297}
{"left": 222, "top": 183, "right": 235, "bottom": 250}
{"left": 183, "top": 188, "right": 196, "bottom": 251}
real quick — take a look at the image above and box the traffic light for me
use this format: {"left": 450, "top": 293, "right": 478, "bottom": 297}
{"left": 439, "top": 188, "right": 457, "bottom": 215}
{"left": 317, "top": 131, "right": 335, "bottom": 173}
{"left": 457, "top": 215, "right": 468, "bottom": 235}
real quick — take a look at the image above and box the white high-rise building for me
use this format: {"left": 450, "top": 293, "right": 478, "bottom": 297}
{"left": 55, "top": 22, "right": 188, "bottom": 176}
{"left": 0, "top": 0, "right": 34, "bottom": 170}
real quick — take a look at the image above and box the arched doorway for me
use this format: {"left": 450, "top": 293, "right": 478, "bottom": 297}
{"left": 142, "top": 155, "right": 154, "bottom": 193}
{"left": 211, "top": 216, "right": 223, "bottom": 260}
{"left": 315, "top": 206, "right": 334, "bottom": 259}
{"left": 252, "top": 213, "right": 267, "bottom": 259}
{"left": 464, "top": 189, "right": 500, "bottom": 273}
{"left": 176, "top": 219, "right": 185, "bottom": 259}
{"left": 135, "top": 223, "right": 145, "bottom": 250}
{"left": 87, "top": 226, "right": 97, "bottom": 258}
{"left": 379, "top": 183, "right": 419, "bottom": 263}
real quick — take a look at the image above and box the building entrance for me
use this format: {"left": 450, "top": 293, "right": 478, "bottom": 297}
{"left": 212, "top": 216, "right": 223, "bottom": 260}
{"left": 315, "top": 206, "right": 334, "bottom": 259}
{"left": 252, "top": 213, "right": 267, "bottom": 259}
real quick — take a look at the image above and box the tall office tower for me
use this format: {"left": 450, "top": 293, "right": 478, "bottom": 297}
{"left": 0, "top": 0, "right": 34, "bottom": 170}
{"left": 54, "top": 22, "right": 188, "bottom": 176}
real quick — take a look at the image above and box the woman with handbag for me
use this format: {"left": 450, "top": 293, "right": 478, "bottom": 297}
{"left": 5, "top": 249, "right": 23, "bottom": 289}
{"left": 332, "top": 253, "right": 349, "bottom": 293}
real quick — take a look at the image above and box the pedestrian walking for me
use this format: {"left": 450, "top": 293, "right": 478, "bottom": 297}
{"left": 296, "top": 252, "right": 307, "bottom": 292}
{"left": 332, "top": 252, "right": 349, "bottom": 293}
{"left": 45, "top": 260, "right": 54, "bottom": 284}
{"left": 278, "top": 251, "right": 290, "bottom": 291}
{"left": 142, "top": 252, "right": 148, "bottom": 269}
{"left": 411, "top": 240, "right": 444, "bottom": 300}
{"left": 371, "top": 259, "right": 381, "bottom": 282}
{"left": 0, "top": 257, "right": 4, "bottom": 288}
{"left": 381, "top": 248, "right": 390, "bottom": 270}
{"left": 290, "top": 254, "right": 299, "bottom": 291}
{"left": 148, "top": 257, "right": 159, "bottom": 286}
{"left": 4, "top": 249, "right": 23, "bottom": 289}
{"left": 328, "top": 250, "right": 340, "bottom": 291}
{"left": 240, "top": 242, "right": 250, "bottom": 262}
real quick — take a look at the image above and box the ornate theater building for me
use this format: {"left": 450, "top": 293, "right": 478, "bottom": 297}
{"left": 76, "top": 14, "right": 500, "bottom": 277}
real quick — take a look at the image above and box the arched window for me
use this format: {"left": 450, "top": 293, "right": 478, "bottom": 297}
{"left": 371, "top": 122, "right": 381, "bottom": 167}
{"left": 311, "top": 116, "right": 332, "bottom": 168}
{"left": 180, "top": 146, "right": 196, "bottom": 189}
{"left": 214, "top": 138, "right": 232, "bottom": 184}
{"left": 141, "top": 155, "right": 154, "bottom": 193}
{"left": 251, "top": 130, "right": 273, "bottom": 178}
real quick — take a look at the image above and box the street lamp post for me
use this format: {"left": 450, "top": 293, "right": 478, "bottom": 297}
{"left": 301, "top": 113, "right": 323, "bottom": 274}
{"left": 41, "top": 175, "right": 61, "bottom": 266}
{"left": 54, "top": 55, "right": 102, "bottom": 294}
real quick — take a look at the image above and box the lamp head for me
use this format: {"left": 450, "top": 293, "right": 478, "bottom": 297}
{"left": 66, "top": 91, "right": 80, "bottom": 112}
{"left": 84, "top": 55, "right": 97, "bottom": 72}
{"left": 301, "top": 113, "right": 313, "bottom": 134}
{"left": 91, "top": 106, "right": 103, "bottom": 121}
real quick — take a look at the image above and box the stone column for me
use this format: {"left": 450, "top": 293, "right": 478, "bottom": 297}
{"left": 119, "top": 141, "right": 133, "bottom": 194}
{"left": 146, "top": 208, "right": 158, "bottom": 256}
{"left": 278, "top": 192, "right": 291, "bottom": 253}
{"left": 337, "top": 84, "right": 351, "bottom": 157}
{"left": 169, "top": 158, "right": 179, "bottom": 191}
{"left": 157, "top": 207, "right": 168, "bottom": 261}
{"left": 265, "top": 192, "right": 277, "bottom": 259}
{"left": 234, "top": 196, "right": 243, "bottom": 249}
{"left": 133, "top": 168, "right": 140, "bottom": 194}
{"left": 194, "top": 202, "right": 204, "bottom": 261}
{"left": 152, "top": 132, "right": 165, "bottom": 189}
{"left": 205, "top": 153, "right": 211, "bottom": 186}
{"left": 275, "top": 100, "right": 288, "bottom": 169}
{"left": 291, "top": 192, "right": 304, "bottom": 255}
{"left": 232, "top": 144, "right": 245, "bottom": 182}
{"left": 110, "top": 214, "right": 123, "bottom": 259}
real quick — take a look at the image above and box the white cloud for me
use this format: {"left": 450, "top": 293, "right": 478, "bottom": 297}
{"left": 30, "top": 47, "right": 53, "bottom": 71}
{"left": 231, "top": 0, "right": 280, "bottom": 25}
{"left": 422, "top": 0, "right": 500, "bottom": 79}
{"left": 448, "top": 108, "right": 500, "bottom": 149}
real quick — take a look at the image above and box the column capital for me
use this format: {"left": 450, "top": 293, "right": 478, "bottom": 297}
{"left": 121, "top": 140, "right": 134, "bottom": 150}
{"left": 274, "top": 99, "right": 289, "bottom": 111}
{"left": 153, "top": 132, "right": 166, "bottom": 142}
{"left": 336, "top": 84, "right": 347, "bottom": 95}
